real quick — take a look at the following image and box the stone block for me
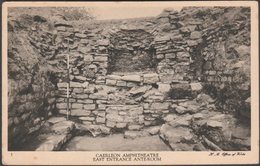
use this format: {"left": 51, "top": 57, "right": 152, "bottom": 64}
{"left": 116, "top": 81, "right": 127, "bottom": 87}
{"left": 56, "top": 103, "right": 70, "bottom": 109}
{"left": 73, "top": 94, "right": 89, "bottom": 99}
{"left": 83, "top": 104, "right": 96, "bottom": 110}
{"left": 89, "top": 93, "right": 107, "bottom": 100}
{"left": 116, "top": 123, "right": 127, "bottom": 128}
{"left": 158, "top": 83, "right": 171, "bottom": 93}
{"left": 97, "top": 39, "right": 110, "bottom": 46}
{"left": 127, "top": 82, "right": 138, "bottom": 87}
{"left": 75, "top": 33, "right": 87, "bottom": 38}
{"left": 190, "top": 31, "right": 202, "bottom": 39}
{"left": 106, "top": 75, "right": 122, "bottom": 80}
{"left": 84, "top": 87, "right": 95, "bottom": 94}
{"left": 73, "top": 88, "right": 84, "bottom": 94}
{"left": 57, "top": 82, "right": 67, "bottom": 88}
{"left": 71, "top": 103, "right": 83, "bottom": 109}
{"left": 70, "top": 82, "right": 82, "bottom": 88}
{"left": 165, "top": 53, "right": 176, "bottom": 59}
{"left": 84, "top": 55, "right": 93, "bottom": 62}
{"left": 106, "top": 121, "right": 116, "bottom": 128}
{"left": 77, "top": 99, "right": 93, "bottom": 104}
{"left": 143, "top": 74, "right": 160, "bottom": 84}
{"left": 96, "top": 117, "right": 106, "bottom": 124}
{"left": 106, "top": 114, "right": 124, "bottom": 122}
{"left": 156, "top": 54, "right": 165, "bottom": 59}
{"left": 106, "top": 79, "right": 117, "bottom": 86}
{"left": 99, "top": 125, "right": 111, "bottom": 134}
{"left": 151, "top": 102, "right": 170, "bottom": 110}
{"left": 59, "top": 109, "right": 91, "bottom": 116}
{"left": 94, "top": 56, "right": 108, "bottom": 62}
{"left": 121, "top": 75, "right": 141, "bottom": 82}
{"left": 57, "top": 26, "right": 66, "bottom": 32}
{"left": 80, "top": 116, "right": 95, "bottom": 121}
{"left": 190, "top": 82, "right": 203, "bottom": 91}
{"left": 75, "top": 76, "right": 87, "bottom": 81}
{"left": 128, "top": 125, "right": 142, "bottom": 131}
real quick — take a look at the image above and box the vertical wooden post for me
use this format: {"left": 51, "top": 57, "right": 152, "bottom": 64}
{"left": 66, "top": 40, "right": 70, "bottom": 120}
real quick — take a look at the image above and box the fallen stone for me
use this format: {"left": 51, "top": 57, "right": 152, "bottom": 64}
{"left": 159, "top": 124, "right": 194, "bottom": 151}
{"left": 99, "top": 125, "right": 111, "bottom": 134}
{"left": 147, "top": 126, "right": 161, "bottom": 135}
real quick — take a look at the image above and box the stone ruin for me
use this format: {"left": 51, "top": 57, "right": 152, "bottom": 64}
{"left": 8, "top": 7, "right": 251, "bottom": 151}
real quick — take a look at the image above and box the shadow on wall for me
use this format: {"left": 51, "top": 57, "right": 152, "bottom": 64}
{"left": 108, "top": 29, "right": 157, "bottom": 74}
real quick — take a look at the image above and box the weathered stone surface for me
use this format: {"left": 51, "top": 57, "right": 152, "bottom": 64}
{"left": 36, "top": 120, "right": 75, "bottom": 151}
{"left": 106, "top": 79, "right": 117, "bottom": 86}
{"left": 121, "top": 75, "right": 141, "bottom": 82}
{"left": 106, "top": 75, "right": 122, "bottom": 80}
{"left": 89, "top": 93, "right": 107, "bottom": 100}
{"left": 99, "top": 125, "right": 111, "bottom": 134}
{"left": 57, "top": 82, "right": 67, "bottom": 88}
{"left": 116, "top": 80, "right": 127, "bottom": 87}
{"left": 71, "top": 103, "right": 83, "bottom": 109}
{"left": 158, "top": 83, "right": 171, "bottom": 93}
{"left": 59, "top": 109, "right": 91, "bottom": 116}
{"left": 151, "top": 102, "right": 170, "bottom": 110}
{"left": 106, "top": 121, "right": 116, "bottom": 128}
{"left": 159, "top": 124, "right": 194, "bottom": 151}
{"left": 124, "top": 131, "right": 146, "bottom": 139}
{"left": 106, "top": 114, "right": 124, "bottom": 122}
{"left": 94, "top": 56, "right": 108, "bottom": 62}
{"left": 80, "top": 116, "right": 95, "bottom": 122}
{"left": 83, "top": 104, "right": 96, "bottom": 110}
{"left": 75, "top": 33, "right": 87, "bottom": 38}
{"left": 70, "top": 82, "right": 83, "bottom": 88}
{"left": 129, "top": 85, "right": 152, "bottom": 95}
{"left": 146, "top": 126, "right": 161, "bottom": 135}
{"left": 190, "top": 31, "right": 202, "bottom": 39}
{"left": 128, "top": 124, "right": 142, "bottom": 131}
{"left": 116, "top": 122, "right": 127, "bottom": 128}
{"left": 190, "top": 82, "right": 203, "bottom": 91}
{"left": 96, "top": 117, "right": 106, "bottom": 123}
{"left": 143, "top": 74, "right": 160, "bottom": 84}
{"left": 207, "top": 120, "right": 223, "bottom": 128}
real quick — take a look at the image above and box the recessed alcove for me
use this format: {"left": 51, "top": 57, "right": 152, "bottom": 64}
{"left": 107, "top": 29, "right": 157, "bottom": 74}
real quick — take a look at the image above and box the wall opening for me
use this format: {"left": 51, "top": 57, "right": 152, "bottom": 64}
{"left": 107, "top": 29, "right": 156, "bottom": 73}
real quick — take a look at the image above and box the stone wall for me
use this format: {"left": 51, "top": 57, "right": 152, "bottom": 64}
{"left": 8, "top": 15, "right": 57, "bottom": 149}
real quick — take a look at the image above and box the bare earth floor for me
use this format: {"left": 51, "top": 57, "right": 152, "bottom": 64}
{"left": 64, "top": 134, "right": 171, "bottom": 151}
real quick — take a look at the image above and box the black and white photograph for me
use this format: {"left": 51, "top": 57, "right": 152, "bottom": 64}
{"left": 1, "top": 1, "right": 259, "bottom": 165}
